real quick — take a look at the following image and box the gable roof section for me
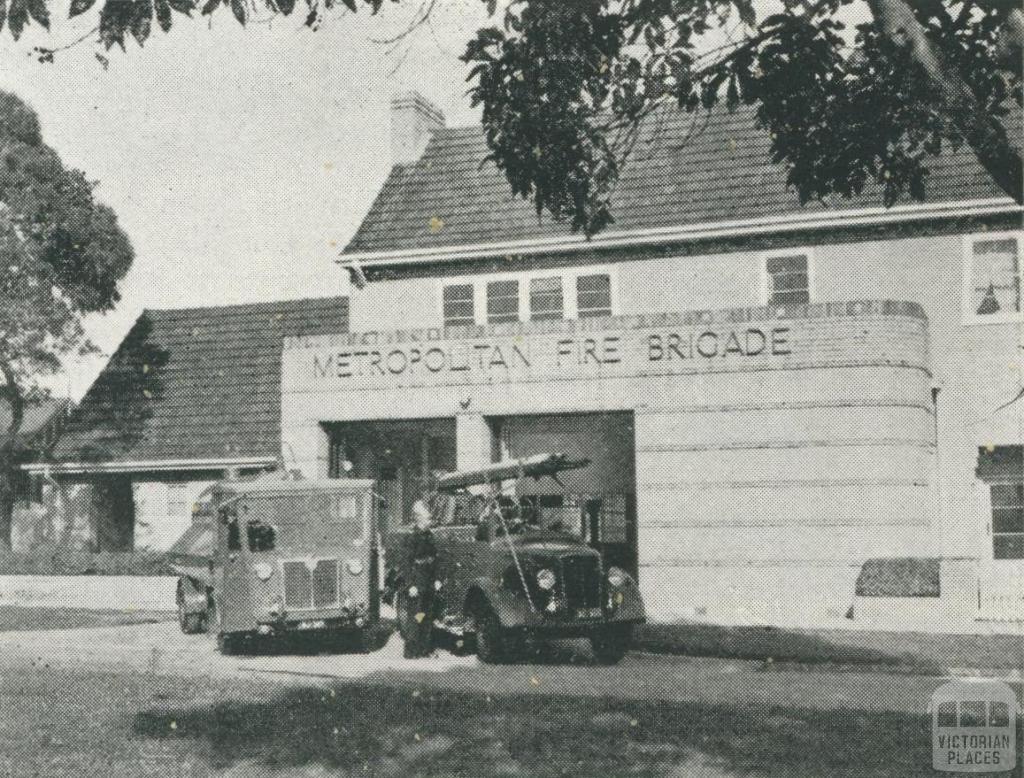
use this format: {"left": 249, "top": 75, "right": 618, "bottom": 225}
{"left": 50, "top": 297, "right": 348, "bottom": 467}
{"left": 344, "top": 105, "right": 1018, "bottom": 257}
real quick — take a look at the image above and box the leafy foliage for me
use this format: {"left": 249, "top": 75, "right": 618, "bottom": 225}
{"left": 0, "top": 91, "right": 133, "bottom": 545}
{"left": 462, "top": 0, "right": 1023, "bottom": 234}
{"left": 4, "top": 0, "right": 1022, "bottom": 233}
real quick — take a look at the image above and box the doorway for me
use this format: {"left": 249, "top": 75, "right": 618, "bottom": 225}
{"left": 325, "top": 419, "right": 457, "bottom": 534}
{"left": 497, "top": 411, "right": 639, "bottom": 578}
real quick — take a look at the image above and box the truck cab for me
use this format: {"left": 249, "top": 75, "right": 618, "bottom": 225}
{"left": 169, "top": 473, "right": 380, "bottom": 653}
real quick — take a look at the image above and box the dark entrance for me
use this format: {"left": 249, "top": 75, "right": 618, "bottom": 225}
{"left": 497, "top": 412, "right": 639, "bottom": 578}
{"left": 325, "top": 419, "right": 456, "bottom": 534}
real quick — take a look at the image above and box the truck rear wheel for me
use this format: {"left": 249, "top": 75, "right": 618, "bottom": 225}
{"left": 176, "top": 583, "right": 206, "bottom": 635}
{"left": 590, "top": 624, "right": 632, "bottom": 665}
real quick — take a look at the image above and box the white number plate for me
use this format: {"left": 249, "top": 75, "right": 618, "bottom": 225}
{"left": 576, "top": 607, "right": 602, "bottom": 620}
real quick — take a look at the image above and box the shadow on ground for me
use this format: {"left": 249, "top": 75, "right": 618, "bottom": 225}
{"left": 221, "top": 621, "right": 396, "bottom": 657}
{"left": 132, "top": 678, "right": 946, "bottom": 777}
{"left": 636, "top": 622, "right": 1024, "bottom": 674}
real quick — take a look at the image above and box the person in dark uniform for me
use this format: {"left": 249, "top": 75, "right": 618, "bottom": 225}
{"left": 402, "top": 497, "right": 440, "bottom": 658}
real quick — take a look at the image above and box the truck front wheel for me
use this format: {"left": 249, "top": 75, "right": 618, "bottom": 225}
{"left": 474, "top": 606, "right": 522, "bottom": 664}
{"left": 590, "top": 624, "right": 633, "bottom": 665}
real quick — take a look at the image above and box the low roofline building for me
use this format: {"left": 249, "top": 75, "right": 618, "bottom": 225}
{"left": 19, "top": 296, "right": 348, "bottom": 552}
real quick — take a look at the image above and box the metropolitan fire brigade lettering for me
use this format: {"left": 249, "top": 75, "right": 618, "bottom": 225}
{"left": 647, "top": 327, "right": 791, "bottom": 360}
{"left": 311, "top": 327, "right": 792, "bottom": 380}
{"left": 314, "top": 342, "right": 532, "bottom": 378}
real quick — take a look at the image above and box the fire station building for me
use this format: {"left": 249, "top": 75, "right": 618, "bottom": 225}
{"left": 28, "top": 91, "right": 1023, "bottom": 632}
{"left": 280, "top": 92, "right": 1023, "bottom": 631}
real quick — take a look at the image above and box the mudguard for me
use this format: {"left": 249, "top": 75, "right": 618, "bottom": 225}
{"left": 464, "top": 577, "right": 646, "bottom": 629}
{"left": 177, "top": 575, "right": 209, "bottom": 616}
{"left": 607, "top": 578, "right": 646, "bottom": 624}
{"left": 463, "top": 579, "right": 535, "bottom": 629}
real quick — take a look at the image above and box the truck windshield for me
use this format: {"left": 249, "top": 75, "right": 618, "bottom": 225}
{"left": 247, "top": 520, "right": 276, "bottom": 552}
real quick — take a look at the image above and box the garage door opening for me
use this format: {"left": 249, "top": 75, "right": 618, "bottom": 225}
{"left": 325, "top": 419, "right": 456, "bottom": 533}
{"left": 495, "top": 412, "right": 638, "bottom": 579}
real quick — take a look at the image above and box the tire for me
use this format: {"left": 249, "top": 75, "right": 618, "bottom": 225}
{"left": 590, "top": 624, "right": 633, "bottom": 665}
{"left": 216, "top": 632, "right": 244, "bottom": 655}
{"left": 474, "top": 606, "right": 519, "bottom": 664}
{"left": 176, "top": 584, "right": 206, "bottom": 635}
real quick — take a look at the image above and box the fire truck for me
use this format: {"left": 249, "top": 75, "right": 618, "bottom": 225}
{"left": 383, "top": 453, "right": 646, "bottom": 664}
{"left": 167, "top": 473, "right": 380, "bottom": 654}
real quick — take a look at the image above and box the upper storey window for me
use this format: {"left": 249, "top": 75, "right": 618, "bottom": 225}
{"left": 576, "top": 273, "right": 613, "bottom": 318}
{"left": 441, "top": 268, "right": 616, "bottom": 325}
{"left": 529, "top": 277, "right": 564, "bottom": 321}
{"left": 486, "top": 279, "right": 520, "bottom": 324}
{"left": 763, "top": 252, "right": 812, "bottom": 306}
{"left": 442, "top": 283, "right": 474, "bottom": 327}
{"left": 965, "top": 234, "right": 1022, "bottom": 324}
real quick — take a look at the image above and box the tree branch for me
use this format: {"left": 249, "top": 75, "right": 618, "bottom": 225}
{"left": 0, "top": 358, "right": 24, "bottom": 454}
{"left": 866, "top": 0, "right": 1023, "bottom": 203}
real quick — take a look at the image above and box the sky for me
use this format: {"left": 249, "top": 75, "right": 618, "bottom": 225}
{"left": 0, "top": 0, "right": 491, "bottom": 398}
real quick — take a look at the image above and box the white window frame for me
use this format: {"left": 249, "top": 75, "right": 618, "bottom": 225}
{"left": 571, "top": 267, "right": 619, "bottom": 319}
{"left": 437, "top": 265, "right": 619, "bottom": 325}
{"left": 982, "top": 478, "right": 1024, "bottom": 563}
{"left": 527, "top": 274, "right": 566, "bottom": 321}
{"left": 962, "top": 232, "right": 1024, "bottom": 326}
{"left": 439, "top": 281, "right": 476, "bottom": 328}
{"left": 760, "top": 248, "right": 815, "bottom": 307}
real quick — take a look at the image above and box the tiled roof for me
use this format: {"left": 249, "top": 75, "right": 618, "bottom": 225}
{"left": 345, "top": 105, "right": 1016, "bottom": 255}
{"left": 52, "top": 297, "right": 348, "bottom": 465}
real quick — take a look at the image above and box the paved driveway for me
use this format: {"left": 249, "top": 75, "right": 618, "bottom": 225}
{"left": 0, "top": 620, "right": 971, "bottom": 716}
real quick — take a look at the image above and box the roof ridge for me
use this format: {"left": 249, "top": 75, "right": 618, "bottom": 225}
{"left": 143, "top": 294, "right": 346, "bottom": 317}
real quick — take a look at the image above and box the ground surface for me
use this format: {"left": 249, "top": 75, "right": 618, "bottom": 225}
{"left": 0, "top": 605, "right": 172, "bottom": 631}
{"left": 0, "top": 618, "right": 1020, "bottom": 777}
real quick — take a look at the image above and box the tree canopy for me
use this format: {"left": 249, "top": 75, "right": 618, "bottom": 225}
{"left": 5, "top": 0, "right": 1021, "bottom": 237}
{"left": 0, "top": 90, "right": 133, "bottom": 546}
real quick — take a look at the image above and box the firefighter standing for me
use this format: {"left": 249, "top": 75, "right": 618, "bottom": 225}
{"left": 402, "top": 497, "right": 440, "bottom": 658}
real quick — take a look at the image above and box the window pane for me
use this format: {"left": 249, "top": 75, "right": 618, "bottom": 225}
{"left": 247, "top": 521, "right": 276, "bottom": 552}
{"left": 960, "top": 701, "right": 986, "bottom": 727}
{"left": 991, "top": 483, "right": 1024, "bottom": 507}
{"left": 970, "top": 238, "right": 1020, "bottom": 316}
{"left": 766, "top": 255, "right": 807, "bottom": 274}
{"left": 443, "top": 284, "right": 474, "bottom": 326}
{"left": 529, "top": 277, "right": 563, "bottom": 321}
{"left": 771, "top": 272, "right": 810, "bottom": 292}
{"left": 993, "top": 534, "right": 1024, "bottom": 559}
{"left": 992, "top": 509, "right": 1024, "bottom": 533}
{"left": 767, "top": 255, "right": 810, "bottom": 305}
{"left": 937, "top": 701, "right": 957, "bottom": 728}
{"left": 487, "top": 280, "right": 519, "bottom": 323}
{"left": 577, "top": 274, "right": 612, "bottom": 317}
{"left": 990, "top": 701, "right": 1010, "bottom": 727}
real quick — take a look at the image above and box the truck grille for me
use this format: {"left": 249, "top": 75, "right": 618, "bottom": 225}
{"left": 560, "top": 555, "right": 602, "bottom": 610}
{"left": 282, "top": 559, "right": 340, "bottom": 610}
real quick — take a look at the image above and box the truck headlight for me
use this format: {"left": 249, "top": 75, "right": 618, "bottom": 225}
{"left": 536, "top": 568, "right": 556, "bottom": 590}
{"left": 254, "top": 562, "right": 273, "bottom": 581}
{"left": 347, "top": 559, "right": 364, "bottom": 575}
{"left": 607, "top": 567, "right": 628, "bottom": 587}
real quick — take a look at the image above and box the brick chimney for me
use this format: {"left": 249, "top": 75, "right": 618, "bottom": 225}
{"left": 390, "top": 91, "right": 445, "bottom": 166}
